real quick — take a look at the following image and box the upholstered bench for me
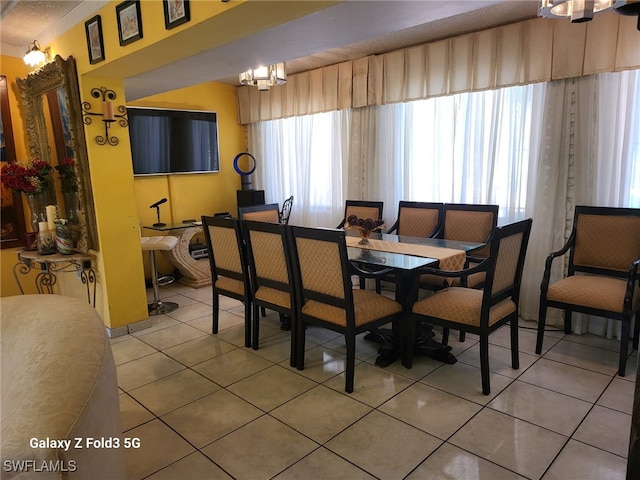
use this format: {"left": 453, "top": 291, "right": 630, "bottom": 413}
{"left": 0, "top": 295, "right": 125, "bottom": 479}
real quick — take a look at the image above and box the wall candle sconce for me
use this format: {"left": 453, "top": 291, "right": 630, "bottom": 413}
{"left": 81, "top": 87, "right": 128, "bottom": 146}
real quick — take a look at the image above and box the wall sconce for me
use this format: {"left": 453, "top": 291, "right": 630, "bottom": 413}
{"left": 23, "top": 40, "right": 50, "bottom": 68}
{"left": 81, "top": 87, "right": 128, "bottom": 146}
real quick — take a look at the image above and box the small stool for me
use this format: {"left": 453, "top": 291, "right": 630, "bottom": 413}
{"left": 141, "top": 236, "right": 179, "bottom": 315}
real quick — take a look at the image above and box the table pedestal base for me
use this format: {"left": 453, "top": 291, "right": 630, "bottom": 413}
{"left": 365, "top": 322, "right": 457, "bottom": 367}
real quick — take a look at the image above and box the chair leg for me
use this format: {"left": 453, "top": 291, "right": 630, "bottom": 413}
{"left": 619, "top": 316, "right": 631, "bottom": 377}
{"left": 564, "top": 309, "right": 572, "bottom": 334}
{"left": 375, "top": 279, "right": 381, "bottom": 294}
{"left": 296, "top": 320, "right": 306, "bottom": 371}
{"left": 442, "top": 327, "right": 450, "bottom": 346}
{"left": 252, "top": 303, "right": 260, "bottom": 350}
{"left": 289, "top": 312, "right": 297, "bottom": 368}
{"left": 479, "top": 334, "right": 490, "bottom": 395}
{"left": 459, "top": 331, "right": 466, "bottom": 342}
{"left": 633, "top": 312, "right": 639, "bottom": 351}
{"left": 212, "top": 292, "right": 220, "bottom": 334}
{"left": 261, "top": 306, "right": 267, "bottom": 317}
{"left": 345, "top": 334, "right": 356, "bottom": 393}
{"left": 510, "top": 318, "right": 520, "bottom": 370}
{"left": 244, "top": 300, "right": 252, "bottom": 348}
{"left": 535, "top": 298, "right": 547, "bottom": 355}
{"left": 403, "top": 316, "right": 416, "bottom": 368}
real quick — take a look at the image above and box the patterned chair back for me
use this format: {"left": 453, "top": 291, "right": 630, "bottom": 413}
{"left": 247, "top": 224, "right": 290, "bottom": 286}
{"left": 239, "top": 203, "right": 281, "bottom": 224}
{"left": 572, "top": 209, "right": 640, "bottom": 273}
{"left": 202, "top": 216, "right": 247, "bottom": 284}
{"left": 396, "top": 202, "right": 443, "bottom": 237}
{"left": 345, "top": 205, "right": 383, "bottom": 222}
{"left": 295, "top": 236, "right": 346, "bottom": 301}
{"left": 443, "top": 204, "right": 499, "bottom": 258}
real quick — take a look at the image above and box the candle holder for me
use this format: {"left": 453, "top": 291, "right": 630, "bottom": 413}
{"left": 81, "top": 87, "right": 128, "bottom": 146}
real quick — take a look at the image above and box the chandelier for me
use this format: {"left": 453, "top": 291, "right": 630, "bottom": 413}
{"left": 239, "top": 63, "right": 287, "bottom": 91}
{"left": 539, "top": 0, "right": 624, "bottom": 22}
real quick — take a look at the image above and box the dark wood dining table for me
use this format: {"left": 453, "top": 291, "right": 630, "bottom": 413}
{"left": 346, "top": 231, "right": 484, "bottom": 367}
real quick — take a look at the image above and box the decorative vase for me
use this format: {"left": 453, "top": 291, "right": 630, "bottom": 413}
{"left": 358, "top": 229, "right": 373, "bottom": 245}
{"left": 55, "top": 223, "right": 74, "bottom": 254}
{"left": 25, "top": 192, "right": 48, "bottom": 233}
{"left": 63, "top": 191, "right": 81, "bottom": 225}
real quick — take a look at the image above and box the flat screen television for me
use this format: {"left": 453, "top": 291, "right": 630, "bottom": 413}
{"left": 127, "top": 107, "right": 220, "bottom": 175}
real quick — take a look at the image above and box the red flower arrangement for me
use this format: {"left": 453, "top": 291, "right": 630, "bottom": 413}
{"left": 0, "top": 159, "right": 52, "bottom": 194}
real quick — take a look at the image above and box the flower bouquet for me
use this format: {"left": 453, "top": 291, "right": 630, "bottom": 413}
{"left": 1, "top": 159, "right": 51, "bottom": 194}
{"left": 344, "top": 215, "right": 385, "bottom": 245}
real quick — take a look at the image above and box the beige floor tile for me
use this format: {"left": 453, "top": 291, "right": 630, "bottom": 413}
{"left": 273, "top": 447, "right": 377, "bottom": 480}
{"left": 117, "top": 352, "right": 185, "bottom": 391}
{"left": 456, "top": 342, "right": 539, "bottom": 378}
{"left": 407, "top": 443, "right": 527, "bottom": 480}
{"left": 324, "top": 361, "right": 414, "bottom": 407}
{"left": 228, "top": 304, "right": 248, "bottom": 318}
{"left": 227, "top": 365, "right": 316, "bottom": 411}
{"left": 518, "top": 358, "right": 611, "bottom": 403}
{"left": 162, "top": 293, "right": 200, "bottom": 308}
{"left": 213, "top": 295, "right": 244, "bottom": 310}
{"left": 161, "top": 389, "right": 263, "bottom": 448}
{"left": 192, "top": 348, "right": 273, "bottom": 386}
{"left": 562, "top": 331, "right": 629, "bottom": 353}
{"left": 137, "top": 322, "right": 206, "bottom": 350}
{"left": 216, "top": 323, "right": 250, "bottom": 347}
{"left": 250, "top": 330, "right": 295, "bottom": 364}
{"left": 449, "top": 408, "right": 566, "bottom": 480}
{"left": 542, "top": 439, "right": 627, "bottom": 480}
{"left": 130, "top": 315, "right": 181, "bottom": 337}
{"left": 119, "top": 393, "right": 154, "bottom": 432}
{"left": 184, "top": 314, "right": 214, "bottom": 333}
{"left": 167, "top": 301, "right": 213, "bottom": 323}
{"left": 544, "top": 338, "right": 620, "bottom": 375}
{"left": 164, "top": 283, "right": 199, "bottom": 296}
{"left": 490, "top": 327, "right": 562, "bottom": 355}
{"left": 123, "top": 419, "right": 195, "bottom": 480}
{"left": 622, "top": 351, "right": 638, "bottom": 381}
{"left": 322, "top": 332, "right": 381, "bottom": 362}
{"left": 420, "top": 361, "right": 514, "bottom": 404}
{"left": 111, "top": 336, "right": 157, "bottom": 365}
{"left": 282, "top": 345, "right": 347, "bottom": 383}
{"left": 373, "top": 352, "right": 442, "bottom": 381}
{"left": 146, "top": 452, "right": 232, "bottom": 480}
{"left": 325, "top": 410, "right": 442, "bottom": 480}
{"left": 572, "top": 405, "right": 631, "bottom": 458}
{"left": 379, "top": 382, "right": 482, "bottom": 439}
{"left": 181, "top": 286, "right": 214, "bottom": 302}
{"left": 162, "top": 334, "right": 237, "bottom": 366}
{"left": 271, "top": 385, "right": 372, "bottom": 443}
{"left": 202, "top": 415, "right": 318, "bottom": 480}
{"left": 303, "top": 325, "right": 343, "bottom": 346}
{"left": 129, "top": 369, "right": 220, "bottom": 416}
{"left": 487, "top": 380, "right": 592, "bottom": 436}
{"left": 598, "top": 377, "right": 635, "bottom": 414}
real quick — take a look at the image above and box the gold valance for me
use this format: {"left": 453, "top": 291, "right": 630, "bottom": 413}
{"left": 237, "top": 14, "right": 639, "bottom": 125}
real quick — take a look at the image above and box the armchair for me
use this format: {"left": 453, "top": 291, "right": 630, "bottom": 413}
{"left": 535, "top": 206, "right": 640, "bottom": 376}
{"left": 406, "top": 219, "right": 532, "bottom": 395}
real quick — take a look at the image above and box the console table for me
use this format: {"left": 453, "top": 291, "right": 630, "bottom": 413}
{"left": 142, "top": 222, "right": 212, "bottom": 288}
{"left": 13, "top": 250, "right": 96, "bottom": 306}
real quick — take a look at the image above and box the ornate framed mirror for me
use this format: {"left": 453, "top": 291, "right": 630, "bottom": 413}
{"left": 16, "top": 55, "right": 98, "bottom": 251}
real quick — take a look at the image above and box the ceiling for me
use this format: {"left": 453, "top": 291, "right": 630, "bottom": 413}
{"left": 0, "top": 1, "right": 540, "bottom": 100}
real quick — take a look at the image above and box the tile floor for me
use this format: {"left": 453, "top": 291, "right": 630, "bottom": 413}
{"left": 113, "top": 282, "right": 636, "bottom": 480}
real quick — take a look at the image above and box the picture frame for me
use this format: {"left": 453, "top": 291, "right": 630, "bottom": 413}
{"left": 84, "top": 15, "right": 105, "bottom": 64}
{"left": 163, "top": 0, "right": 190, "bottom": 30}
{"left": 116, "top": 0, "right": 143, "bottom": 47}
{"left": 0, "top": 76, "right": 27, "bottom": 249}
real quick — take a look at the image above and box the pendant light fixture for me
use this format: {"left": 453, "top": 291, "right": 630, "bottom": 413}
{"left": 239, "top": 63, "right": 287, "bottom": 91}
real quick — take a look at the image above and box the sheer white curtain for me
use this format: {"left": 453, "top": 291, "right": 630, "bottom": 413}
{"left": 248, "top": 110, "right": 351, "bottom": 226}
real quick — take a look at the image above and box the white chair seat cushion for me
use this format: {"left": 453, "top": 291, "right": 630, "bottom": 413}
{"left": 141, "top": 235, "right": 178, "bottom": 251}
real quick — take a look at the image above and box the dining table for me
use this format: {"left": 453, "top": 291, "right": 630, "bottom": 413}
{"left": 345, "top": 231, "right": 484, "bottom": 368}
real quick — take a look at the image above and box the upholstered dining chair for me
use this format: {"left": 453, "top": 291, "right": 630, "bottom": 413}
{"left": 536, "top": 206, "right": 640, "bottom": 377}
{"left": 406, "top": 218, "right": 532, "bottom": 395}
{"left": 289, "top": 225, "right": 403, "bottom": 393}
{"left": 238, "top": 203, "right": 281, "bottom": 223}
{"left": 336, "top": 200, "right": 384, "bottom": 229}
{"left": 244, "top": 220, "right": 297, "bottom": 366}
{"left": 201, "top": 215, "right": 252, "bottom": 347}
{"left": 279, "top": 195, "right": 294, "bottom": 225}
{"left": 387, "top": 201, "right": 443, "bottom": 238}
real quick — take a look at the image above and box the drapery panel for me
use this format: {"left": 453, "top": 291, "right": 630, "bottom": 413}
{"left": 237, "top": 14, "right": 639, "bottom": 125}
{"left": 247, "top": 70, "right": 639, "bottom": 335}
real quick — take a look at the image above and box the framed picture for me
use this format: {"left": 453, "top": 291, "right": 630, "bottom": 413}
{"left": 163, "top": 0, "right": 190, "bottom": 30}
{"left": 84, "top": 15, "right": 104, "bottom": 64}
{"left": 116, "top": 0, "right": 143, "bottom": 46}
{"left": 0, "top": 76, "right": 27, "bottom": 248}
